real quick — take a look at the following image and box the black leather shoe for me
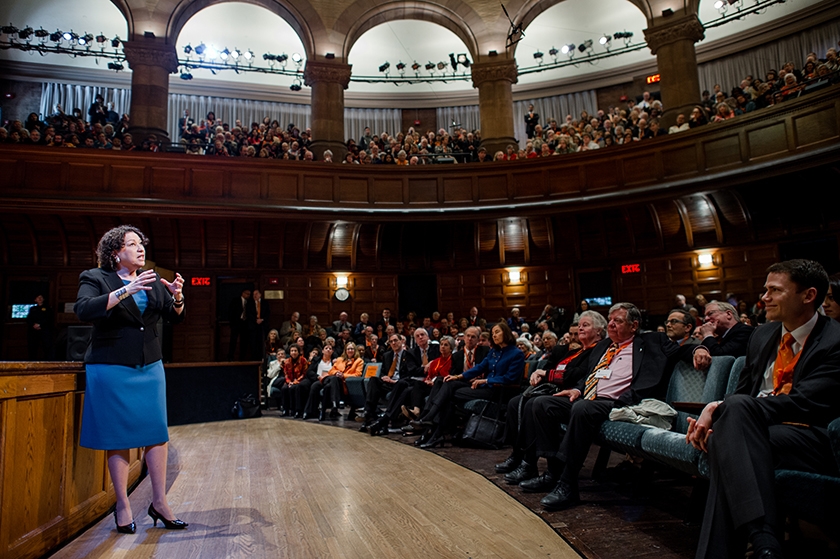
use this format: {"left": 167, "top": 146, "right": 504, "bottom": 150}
{"left": 369, "top": 418, "right": 388, "bottom": 436}
{"left": 519, "top": 471, "right": 558, "bottom": 493}
{"left": 410, "top": 419, "right": 433, "bottom": 430}
{"left": 294, "top": 412, "right": 302, "bottom": 419}
{"left": 329, "top": 409, "right": 340, "bottom": 419}
{"left": 495, "top": 454, "right": 523, "bottom": 474}
{"left": 358, "top": 422, "right": 369, "bottom": 433}
{"left": 540, "top": 481, "right": 580, "bottom": 511}
{"left": 420, "top": 435, "right": 445, "bottom": 449}
{"left": 346, "top": 409, "right": 358, "bottom": 421}
{"left": 114, "top": 511, "right": 136, "bottom": 534}
{"left": 504, "top": 462, "right": 538, "bottom": 485}
{"left": 302, "top": 413, "right": 310, "bottom": 420}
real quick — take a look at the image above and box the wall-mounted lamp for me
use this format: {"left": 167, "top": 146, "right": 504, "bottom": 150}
{"left": 698, "top": 253, "right": 714, "bottom": 266}
{"left": 335, "top": 274, "right": 349, "bottom": 289}
{"left": 507, "top": 269, "right": 522, "bottom": 284}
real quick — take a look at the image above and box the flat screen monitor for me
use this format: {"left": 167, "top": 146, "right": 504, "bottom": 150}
{"left": 585, "top": 297, "right": 612, "bottom": 307}
{"left": 11, "top": 304, "right": 36, "bottom": 319}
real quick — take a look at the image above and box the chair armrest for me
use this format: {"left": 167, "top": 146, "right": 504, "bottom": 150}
{"left": 671, "top": 401, "right": 706, "bottom": 414}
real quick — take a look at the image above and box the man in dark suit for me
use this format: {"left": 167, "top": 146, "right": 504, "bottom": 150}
{"left": 360, "top": 334, "right": 420, "bottom": 430}
{"left": 374, "top": 308, "right": 393, "bottom": 333}
{"left": 689, "top": 260, "right": 840, "bottom": 559}
{"left": 450, "top": 326, "right": 490, "bottom": 376}
{"left": 411, "top": 327, "right": 440, "bottom": 372}
{"left": 692, "top": 300, "right": 753, "bottom": 370}
{"left": 466, "top": 307, "right": 482, "bottom": 329}
{"left": 525, "top": 302, "right": 683, "bottom": 509}
{"left": 227, "top": 288, "right": 250, "bottom": 360}
{"left": 535, "top": 304, "right": 562, "bottom": 335}
{"left": 332, "top": 311, "right": 352, "bottom": 334}
{"left": 524, "top": 104, "right": 540, "bottom": 139}
{"left": 247, "top": 289, "right": 270, "bottom": 359}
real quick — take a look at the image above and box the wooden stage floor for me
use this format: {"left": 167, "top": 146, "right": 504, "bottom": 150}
{"left": 51, "top": 417, "right": 580, "bottom": 559}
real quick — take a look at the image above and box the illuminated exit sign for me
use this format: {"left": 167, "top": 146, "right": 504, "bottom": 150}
{"left": 621, "top": 264, "right": 641, "bottom": 274}
{"left": 646, "top": 74, "right": 661, "bottom": 84}
{"left": 191, "top": 277, "right": 211, "bottom": 286}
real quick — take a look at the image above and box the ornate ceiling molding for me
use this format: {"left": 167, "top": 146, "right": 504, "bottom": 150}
{"left": 643, "top": 15, "right": 705, "bottom": 55}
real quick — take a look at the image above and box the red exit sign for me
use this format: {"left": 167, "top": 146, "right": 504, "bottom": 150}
{"left": 646, "top": 73, "right": 661, "bottom": 84}
{"left": 621, "top": 264, "right": 641, "bottom": 274}
{"left": 191, "top": 277, "right": 211, "bottom": 286}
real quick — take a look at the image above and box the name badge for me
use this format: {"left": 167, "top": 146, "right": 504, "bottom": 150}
{"left": 594, "top": 368, "right": 612, "bottom": 379}
{"left": 556, "top": 364, "right": 567, "bottom": 371}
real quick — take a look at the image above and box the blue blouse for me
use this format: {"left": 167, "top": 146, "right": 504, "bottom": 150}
{"left": 123, "top": 279, "right": 148, "bottom": 314}
{"left": 462, "top": 344, "right": 525, "bottom": 386}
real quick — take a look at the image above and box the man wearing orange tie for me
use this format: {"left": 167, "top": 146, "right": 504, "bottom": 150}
{"left": 690, "top": 260, "right": 840, "bottom": 559}
{"left": 360, "top": 334, "right": 420, "bottom": 431}
{"left": 526, "top": 302, "right": 683, "bottom": 510}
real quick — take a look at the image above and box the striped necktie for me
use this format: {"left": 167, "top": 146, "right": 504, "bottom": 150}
{"left": 584, "top": 343, "right": 620, "bottom": 400}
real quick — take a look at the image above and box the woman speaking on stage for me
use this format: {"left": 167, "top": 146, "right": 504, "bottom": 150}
{"left": 74, "top": 225, "right": 187, "bottom": 534}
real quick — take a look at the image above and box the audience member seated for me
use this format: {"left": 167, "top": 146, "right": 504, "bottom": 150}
{"left": 279, "top": 345, "right": 310, "bottom": 418}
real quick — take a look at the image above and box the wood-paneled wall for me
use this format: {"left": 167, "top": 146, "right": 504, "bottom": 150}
{"left": 0, "top": 363, "right": 143, "bottom": 559}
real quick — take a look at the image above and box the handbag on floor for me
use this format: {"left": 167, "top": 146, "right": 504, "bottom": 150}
{"left": 461, "top": 406, "right": 505, "bottom": 449}
{"left": 232, "top": 394, "right": 262, "bottom": 419}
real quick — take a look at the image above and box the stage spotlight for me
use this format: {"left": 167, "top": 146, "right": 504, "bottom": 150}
{"left": 62, "top": 31, "right": 75, "bottom": 41}
{"left": 713, "top": 0, "right": 725, "bottom": 8}
{"left": 35, "top": 28, "right": 49, "bottom": 39}
{"left": 1, "top": 25, "right": 18, "bottom": 35}
{"left": 437, "top": 61, "right": 446, "bottom": 70}
{"left": 533, "top": 51, "right": 543, "bottom": 60}
{"left": 96, "top": 33, "right": 107, "bottom": 43}
{"left": 457, "top": 53, "right": 469, "bottom": 67}
{"left": 78, "top": 33, "right": 93, "bottom": 46}
{"left": 411, "top": 61, "right": 420, "bottom": 71}
{"left": 425, "top": 62, "right": 435, "bottom": 71}
{"left": 18, "top": 27, "right": 34, "bottom": 40}
{"left": 111, "top": 36, "right": 121, "bottom": 48}
{"left": 180, "top": 71, "right": 193, "bottom": 80}
{"left": 278, "top": 53, "right": 288, "bottom": 63}
{"left": 449, "top": 53, "right": 458, "bottom": 69}
{"left": 291, "top": 52, "right": 302, "bottom": 63}
{"left": 396, "top": 61, "right": 406, "bottom": 71}
{"left": 231, "top": 48, "right": 240, "bottom": 60}
{"left": 613, "top": 31, "right": 633, "bottom": 40}
{"left": 560, "top": 44, "right": 575, "bottom": 55}
{"left": 549, "top": 46, "right": 558, "bottom": 57}
{"left": 599, "top": 34, "right": 611, "bottom": 46}
{"left": 220, "top": 48, "right": 230, "bottom": 60}
{"left": 205, "top": 45, "right": 218, "bottom": 59}
{"left": 108, "top": 62, "right": 124, "bottom": 71}
{"left": 49, "top": 30, "right": 62, "bottom": 42}
{"left": 183, "top": 44, "right": 192, "bottom": 54}
{"left": 243, "top": 49, "right": 253, "bottom": 61}
{"left": 379, "top": 62, "right": 390, "bottom": 73}
{"left": 194, "top": 42, "right": 205, "bottom": 55}
{"left": 578, "top": 40, "right": 592, "bottom": 53}
{"left": 290, "top": 79, "right": 302, "bottom": 91}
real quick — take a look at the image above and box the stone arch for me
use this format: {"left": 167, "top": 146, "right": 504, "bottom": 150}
{"left": 165, "top": 0, "right": 321, "bottom": 58}
{"left": 108, "top": 0, "right": 135, "bottom": 37}
{"left": 338, "top": 0, "right": 483, "bottom": 61}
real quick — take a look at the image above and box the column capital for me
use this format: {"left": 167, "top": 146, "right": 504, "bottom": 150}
{"left": 470, "top": 58, "right": 518, "bottom": 88}
{"left": 303, "top": 61, "right": 352, "bottom": 89}
{"left": 123, "top": 41, "right": 179, "bottom": 73}
{"left": 643, "top": 14, "right": 705, "bottom": 55}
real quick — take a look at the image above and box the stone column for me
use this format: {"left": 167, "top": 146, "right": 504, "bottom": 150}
{"left": 644, "top": 14, "right": 705, "bottom": 128}
{"left": 471, "top": 58, "right": 518, "bottom": 156}
{"left": 123, "top": 40, "right": 178, "bottom": 141}
{"left": 304, "top": 60, "right": 352, "bottom": 160}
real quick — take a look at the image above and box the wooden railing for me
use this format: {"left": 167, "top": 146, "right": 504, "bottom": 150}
{"left": 0, "top": 85, "right": 838, "bottom": 220}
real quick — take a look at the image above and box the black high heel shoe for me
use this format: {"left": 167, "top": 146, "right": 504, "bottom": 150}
{"left": 114, "top": 511, "right": 136, "bottom": 534}
{"left": 148, "top": 503, "right": 188, "bottom": 530}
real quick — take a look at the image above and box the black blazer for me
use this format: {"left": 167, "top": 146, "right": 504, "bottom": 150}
{"left": 451, "top": 345, "right": 490, "bottom": 376}
{"left": 411, "top": 344, "right": 440, "bottom": 366}
{"left": 379, "top": 348, "right": 421, "bottom": 380}
{"left": 576, "top": 332, "right": 682, "bottom": 407}
{"left": 74, "top": 268, "right": 183, "bottom": 366}
{"left": 700, "top": 321, "right": 753, "bottom": 357}
{"left": 733, "top": 315, "right": 840, "bottom": 428}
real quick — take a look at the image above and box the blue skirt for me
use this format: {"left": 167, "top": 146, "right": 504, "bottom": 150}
{"left": 80, "top": 360, "right": 169, "bottom": 450}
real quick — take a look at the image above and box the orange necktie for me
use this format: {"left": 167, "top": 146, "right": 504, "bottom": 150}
{"left": 466, "top": 350, "right": 474, "bottom": 370}
{"left": 387, "top": 353, "right": 398, "bottom": 377}
{"left": 583, "top": 340, "right": 632, "bottom": 400}
{"left": 773, "top": 333, "right": 801, "bottom": 395}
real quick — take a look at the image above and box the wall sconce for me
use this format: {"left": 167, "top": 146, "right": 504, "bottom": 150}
{"left": 507, "top": 268, "right": 522, "bottom": 284}
{"left": 697, "top": 253, "right": 714, "bottom": 266}
{"left": 335, "top": 274, "right": 349, "bottom": 289}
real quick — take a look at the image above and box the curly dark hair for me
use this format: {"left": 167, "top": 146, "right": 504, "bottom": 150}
{"left": 96, "top": 225, "right": 148, "bottom": 272}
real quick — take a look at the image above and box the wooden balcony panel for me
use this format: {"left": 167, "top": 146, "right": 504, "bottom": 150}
{"left": 0, "top": 86, "right": 837, "bottom": 220}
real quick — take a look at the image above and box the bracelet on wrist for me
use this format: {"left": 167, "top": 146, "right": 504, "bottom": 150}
{"left": 116, "top": 288, "right": 131, "bottom": 301}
